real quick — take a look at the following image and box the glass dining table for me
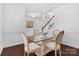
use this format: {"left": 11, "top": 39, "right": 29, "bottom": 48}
{"left": 27, "top": 32, "right": 55, "bottom": 56}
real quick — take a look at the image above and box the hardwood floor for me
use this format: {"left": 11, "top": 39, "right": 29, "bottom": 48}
{"left": 1, "top": 44, "right": 24, "bottom": 56}
{"left": 1, "top": 44, "right": 79, "bottom": 56}
{"left": 61, "top": 44, "right": 79, "bottom": 56}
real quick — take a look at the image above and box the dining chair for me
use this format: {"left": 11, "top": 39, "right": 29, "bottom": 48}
{"left": 0, "top": 49, "right": 3, "bottom": 55}
{"left": 45, "top": 30, "right": 64, "bottom": 56}
{"left": 20, "top": 31, "right": 40, "bottom": 56}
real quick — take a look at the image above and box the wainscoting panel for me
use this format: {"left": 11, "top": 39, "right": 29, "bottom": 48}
{"left": 62, "top": 32, "right": 79, "bottom": 49}
{"left": 2, "top": 32, "right": 23, "bottom": 48}
{"left": 2, "top": 31, "right": 79, "bottom": 49}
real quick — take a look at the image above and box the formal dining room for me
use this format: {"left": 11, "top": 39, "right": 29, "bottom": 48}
{"left": 0, "top": 3, "right": 79, "bottom": 56}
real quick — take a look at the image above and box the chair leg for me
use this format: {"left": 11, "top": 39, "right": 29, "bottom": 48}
{"left": 24, "top": 51, "right": 29, "bottom": 56}
{"left": 24, "top": 51, "right": 26, "bottom": 56}
{"left": 59, "top": 50, "right": 61, "bottom": 56}
{"left": 55, "top": 50, "right": 57, "bottom": 56}
{"left": 27, "top": 53, "right": 29, "bottom": 56}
